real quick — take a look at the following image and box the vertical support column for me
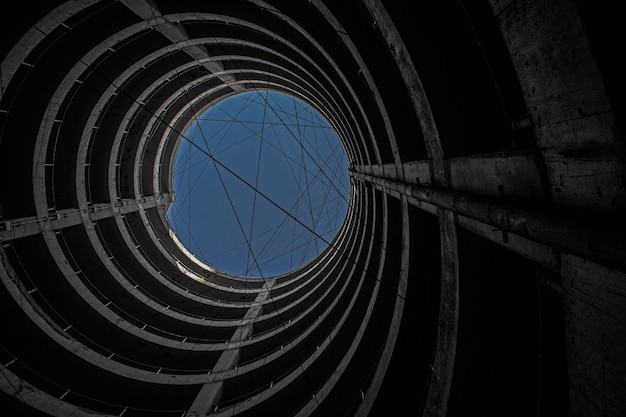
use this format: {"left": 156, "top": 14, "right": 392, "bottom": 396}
{"left": 560, "top": 256, "right": 626, "bottom": 417}
{"left": 185, "top": 279, "right": 275, "bottom": 416}
{"left": 119, "top": 0, "right": 243, "bottom": 91}
{"left": 0, "top": 194, "right": 170, "bottom": 242}
{"left": 488, "top": 0, "right": 623, "bottom": 212}
{"left": 488, "top": 2, "right": 626, "bottom": 416}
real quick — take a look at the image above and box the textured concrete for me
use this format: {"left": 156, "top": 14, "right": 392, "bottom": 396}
{"left": 0, "top": 194, "right": 169, "bottom": 241}
{"left": 0, "top": 1, "right": 624, "bottom": 416}
{"left": 120, "top": 0, "right": 243, "bottom": 91}
{"left": 490, "top": 0, "right": 624, "bottom": 212}
{"left": 488, "top": 2, "right": 625, "bottom": 415}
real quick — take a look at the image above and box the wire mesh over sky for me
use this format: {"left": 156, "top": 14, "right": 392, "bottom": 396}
{"left": 166, "top": 90, "right": 350, "bottom": 278}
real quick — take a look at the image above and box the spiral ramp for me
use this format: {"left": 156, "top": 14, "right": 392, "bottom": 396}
{"left": 1, "top": 1, "right": 625, "bottom": 416}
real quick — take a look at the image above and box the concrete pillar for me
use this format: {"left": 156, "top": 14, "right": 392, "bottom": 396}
{"left": 185, "top": 279, "right": 275, "bottom": 416}
{"left": 0, "top": 194, "right": 169, "bottom": 242}
{"left": 355, "top": 150, "right": 547, "bottom": 201}
{"left": 488, "top": 0, "right": 624, "bottom": 213}
{"left": 185, "top": 348, "right": 240, "bottom": 417}
{"left": 488, "top": 2, "right": 626, "bottom": 415}
{"left": 560, "top": 256, "right": 626, "bottom": 417}
{"left": 351, "top": 171, "right": 626, "bottom": 273}
{"left": 119, "top": 0, "right": 243, "bottom": 91}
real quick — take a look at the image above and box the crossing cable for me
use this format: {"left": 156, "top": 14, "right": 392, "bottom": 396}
{"left": 28, "top": 4, "right": 406, "bottom": 395}
{"left": 141, "top": 7, "right": 267, "bottom": 361}
{"left": 27, "top": 1, "right": 406, "bottom": 311}
{"left": 1, "top": 5, "right": 415, "bottom": 416}
{"left": 9, "top": 20, "right": 388, "bottom": 417}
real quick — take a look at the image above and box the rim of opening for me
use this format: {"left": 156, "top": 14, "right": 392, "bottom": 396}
{"left": 164, "top": 89, "right": 352, "bottom": 280}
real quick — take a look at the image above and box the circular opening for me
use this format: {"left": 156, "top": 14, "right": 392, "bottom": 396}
{"left": 167, "top": 90, "right": 350, "bottom": 278}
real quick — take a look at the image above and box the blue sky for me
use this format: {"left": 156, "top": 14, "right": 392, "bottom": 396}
{"left": 166, "top": 90, "right": 350, "bottom": 278}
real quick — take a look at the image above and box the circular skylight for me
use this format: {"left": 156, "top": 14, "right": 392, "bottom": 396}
{"left": 167, "top": 90, "right": 350, "bottom": 278}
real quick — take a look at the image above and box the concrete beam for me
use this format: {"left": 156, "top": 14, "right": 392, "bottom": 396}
{"left": 119, "top": 0, "right": 243, "bottom": 91}
{"left": 185, "top": 382, "right": 225, "bottom": 417}
{"left": 185, "top": 279, "right": 275, "bottom": 416}
{"left": 0, "top": 194, "right": 170, "bottom": 242}
{"left": 355, "top": 150, "right": 548, "bottom": 201}
{"left": 351, "top": 171, "right": 626, "bottom": 273}
{"left": 561, "top": 255, "right": 626, "bottom": 417}
{"left": 489, "top": 0, "right": 624, "bottom": 212}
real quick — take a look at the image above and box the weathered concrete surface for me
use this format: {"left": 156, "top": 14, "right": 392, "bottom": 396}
{"left": 355, "top": 150, "right": 548, "bottom": 201}
{"left": 0, "top": 194, "right": 169, "bottom": 242}
{"left": 352, "top": 171, "right": 626, "bottom": 273}
{"left": 0, "top": 365, "right": 105, "bottom": 417}
{"left": 185, "top": 348, "right": 240, "bottom": 417}
{"left": 561, "top": 255, "right": 626, "bottom": 417}
{"left": 185, "top": 282, "right": 273, "bottom": 416}
{"left": 489, "top": 1, "right": 626, "bottom": 415}
{"left": 490, "top": 0, "right": 624, "bottom": 213}
{"left": 423, "top": 209, "right": 459, "bottom": 417}
{"left": 119, "top": 0, "right": 242, "bottom": 91}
